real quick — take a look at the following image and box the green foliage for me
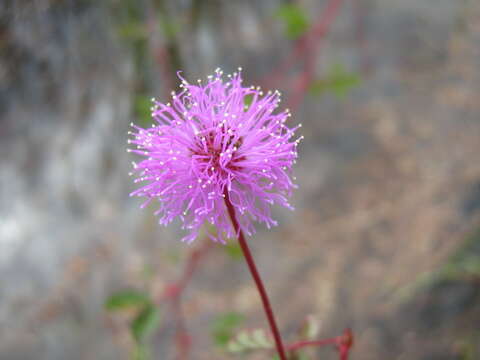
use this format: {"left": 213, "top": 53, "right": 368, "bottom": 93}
{"left": 212, "top": 312, "right": 245, "bottom": 347}
{"left": 289, "top": 353, "right": 311, "bottom": 360}
{"left": 441, "top": 255, "right": 480, "bottom": 280}
{"left": 110, "top": 0, "right": 148, "bottom": 42}
{"left": 132, "top": 343, "right": 150, "bottom": 360}
{"left": 297, "top": 354, "right": 311, "bottom": 360}
{"left": 243, "top": 94, "right": 254, "bottom": 110}
{"left": 105, "top": 289, "right": 160, "bottom": 359}
{"left": 113, "top": 0, "right": 180, "bottom": 42}
{"left": 131, "top": 304, "right": 161, "bottom": 343}
{"left": 286, "top": 316, "right": 319, "bottom": 360}
{"left": 158, "top": 15, "right": 180, "bottom": 41}
{"left": 276, "top": 4, "right": 310, "bottom": 39}
{"left": 141, "top": 264, "right": 155, "bottom": 281}
{"left": 223, "top": 242, "right": 243, "bottom": 260}
{"left": 105, "top": 290, "right": 150, "bottom": 311}
{"left": 298, "top": 353, "right": 310, "bottom": 360}
{"left": 164, "top": 248, "right": 182, "bottom": 265}
{"left": 456, "top": 332, "right": 480, "bottom": 360}
{"left": 226, "top": 328, "right": 273, "bottom": 354}
{"left": 440, "top": 227, "right": 480, "bottom": 280}
{"left": 393, "top": 227, "right": 480, "bottom": 303}
{"left": 298, "top": 315, "right": 319, "bottom": 341}
{"left": 310, "top": 63, "right": 361, "bottom": 99}
{"left": 135, "top": 95, "right": 154, "bottom": 127}
{"left": 117, "top": 22, "right": 148, "bottom": 41}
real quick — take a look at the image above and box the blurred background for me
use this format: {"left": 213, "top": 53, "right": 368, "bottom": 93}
{"left": 1, "top": 0, "right": 480, "bottom": 359}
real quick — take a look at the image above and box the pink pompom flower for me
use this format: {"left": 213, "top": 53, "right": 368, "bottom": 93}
{"left": 128, "top": 68, "right": 302, "bottom": 243}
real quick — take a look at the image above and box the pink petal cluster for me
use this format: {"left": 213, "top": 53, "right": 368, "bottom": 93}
{"left": 128, "top": 68, "right": 302, "bottom": 243}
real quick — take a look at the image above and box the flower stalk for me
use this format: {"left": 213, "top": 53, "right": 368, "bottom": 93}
{"left": 224, "top": 190, "right": 287, "bottom": 360}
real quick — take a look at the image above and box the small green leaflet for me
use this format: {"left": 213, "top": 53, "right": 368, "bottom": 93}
{"left": 227, "top": 328, "right": 273, "bottom": 353}
{"left": 104, "top": 290, "right": 150, "bottom": 311}
{"left": 131, "top": 304, "right": 161, "bottom": 343}
{"left": 276, "top": 4, "right": 310, "bottom": 39}
{"left": 223, "top": 242, "right": 243, "bottom": 260}
{"left": 212, "top": 312, "right": 245, "bottom": 347}
{"left": 309, "top": 63, "right": 361, "bottom": 99}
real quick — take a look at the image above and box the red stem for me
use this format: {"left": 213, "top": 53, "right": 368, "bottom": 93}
{"left": 287, "top": 328, "right": 353, "bottom": 359}
{"left": 286, "top": 338, "right": 337, "bottom": 352}
{"left": 262, "top": 0, "right": 345, "bottom": 110}
{"left": 156, "top": 239, "right": 212, "bottom": 360}
{"left": 172, "top": 300, "right": 190, "bottom": 360}
{"left": 161, "top": 240, "right": 213, "bottom": 300}
{"left": 223, "top": 190, "right": 287, "bottom": 360}
{"left": 288, "top": 0, "right": 345, "bottom": 109}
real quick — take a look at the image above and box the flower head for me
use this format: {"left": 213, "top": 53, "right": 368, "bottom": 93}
{"left": 128, "top": 68, "right": 302, "bottom": 243}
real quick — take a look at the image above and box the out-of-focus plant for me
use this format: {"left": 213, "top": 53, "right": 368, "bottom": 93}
{"left": 105, "top": 290, "right": 160, "bottom": 360}
{"left": 455, "top": 332, "right": 480, "bottom": 360}
{"left": 211, "top": 312, "right": 245, "bottom": 348}
{"left": 309, "top": 63, "right": 361, "bottom": 99}
{"left": 394, "top": 227, "right": 480, "bottom": 303}
{"left": 134, "top": 95, "right": 155, "bottom": 128}
{"left": 276, "top": 4, "right": 310, "bottom": 39}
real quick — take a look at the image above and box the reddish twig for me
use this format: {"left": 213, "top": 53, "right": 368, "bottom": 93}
{"left": 171, "top": 300, "right": 191, "bottom": 360}
{"left": 262, "top": 0, "right": 345, "bottom": 110}
{"left": 170, "top": 240, "right": 212, "bottom": 360}
{"left": 288, "top": 0, "right": 345, "bottom": 109}
{"left": 338, "top": 328, "right": 354, "bottom": 360}
{"left": 287, "top": 337, "right": 337, "bottom": 352}
{"left": 223, "top": 190, "right": 288, "bottom": 360}
{"left": 156, "top": 239, "right": 213, "bottom": 360}
{"left": 162, "top": 240, "right": 213, "bottom": 301}
{"left": 287, "top": 328, "right": 354, "bottom": 360}
{"left": 146, "top": 16, "right": 175, "bottom": 99}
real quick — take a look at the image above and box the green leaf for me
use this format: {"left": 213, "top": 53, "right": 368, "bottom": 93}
{"left": 226, "top": 328, "right": 273, "bottom": 354}
{"left": 223, "top": 242, "right": 243, "bottom": 260}
{"left": 141, "top": 264, "right": 155, "bottom": 280}
{"left": 440, "top": 228, "right": 480, "bottom": 280}
{"left": 131, "top": 305, "right": 161, "bottom": 343}
{"left": 117, "top": 22, "right": 148, "bottom": 41}
{"left": 296, "top": 353, "right": 311, "bottom": 360}
{"left": 251, "top": 328, "right": 273, "bottom": 348}
{"left": 158, "top": 16, "right": 180, "bottom": 41}
{"left": 310, "top": 63, "right": 361, "bottom": 99}
{"left": 132, "top": 343, "right": 150, "bottom": 360}
{"left": 134, "top": 95, "right": 154, "bottom": 127}
{"left": 287, "top": 352, "right": 310, "bottom": 360}
{"left": 104, "top": 290, "right": 150, "bottom": 311}
{"left": 237, "top": 331, "right": 259, "bottom": 348}
{"left": 276, "top": 4, "right": 310, "bottom": 39}
{"left": 212, "top": 312, "right": 245, "bottom": 347}
{"left": 226, "top": 340, "right": 244, "bottom": 353}
{"left": 298, "top": 315, "right": 319, "bottom": 340}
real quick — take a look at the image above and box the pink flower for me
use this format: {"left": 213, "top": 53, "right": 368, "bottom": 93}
{"left": 128, "top": 68, "right": 302, "bottom": 243}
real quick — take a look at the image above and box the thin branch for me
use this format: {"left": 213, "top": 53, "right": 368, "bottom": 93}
{"left": 287, "top": 328, "right": 354, "bottom": 360}
{"left": 155, "top": 239, "right": 213, "bottom": 360}
{"left": 262, "top": 0, "right": 346, "bottom": 110}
